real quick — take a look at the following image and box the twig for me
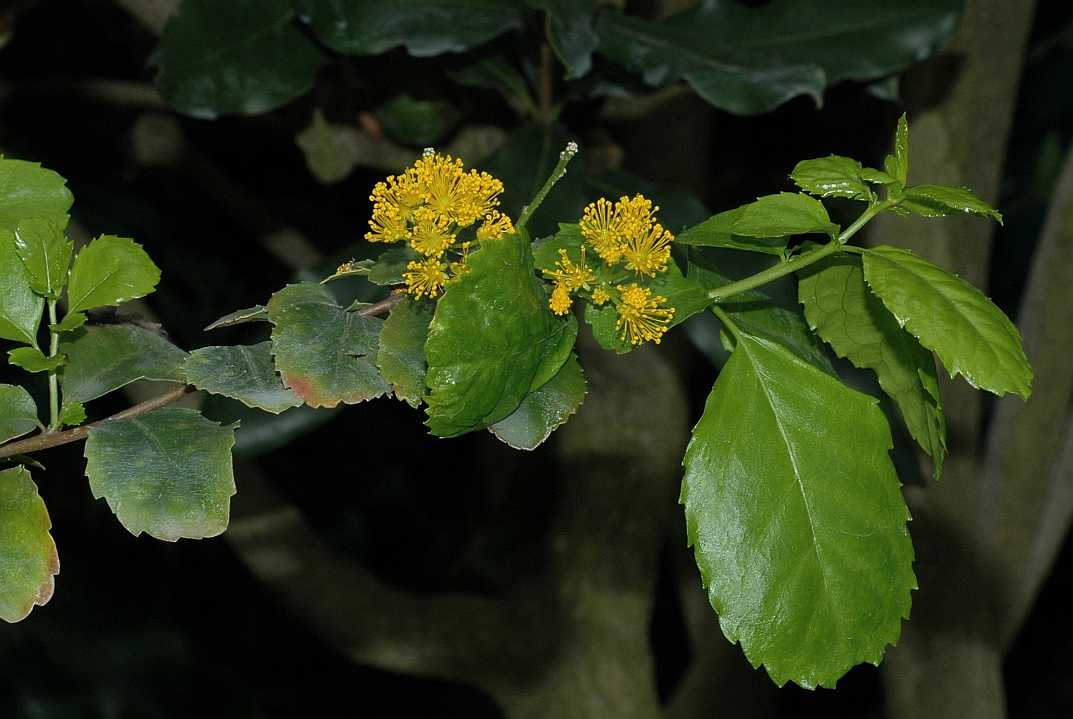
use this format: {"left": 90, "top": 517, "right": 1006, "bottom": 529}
{"left": 354, "top": 290, "right": 406, "bottom": 317}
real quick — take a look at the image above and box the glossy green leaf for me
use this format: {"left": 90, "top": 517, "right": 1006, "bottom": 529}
{"left": 376, "top": 298, "right": 433, "bottom": 408}
{"left": 861, "top": 167, "right": 897, "bottom": 185}
{"left": 204, "top": 305, "right": 268, "bottom": 331}
{"left": 66, "top": 235, "right": 161, "bottom": 314}
{"left": 14, "top": 218, "right": 72, "bottom": 299}
{"left": 368, "top": 246, "right": 420, "bottom": 286}
{"left": 732, "top": 193, "right": 838, "bottom": 239}
{"left": 0, "top": 466, "right": 59, "bottom": 623}
{"left": 184, "top": 342, "right": 301, "bottom": 415}
{"left": 154, "top": 0, "right": 325, "bottom": 118}
{"left": 0, "top": 384, "right": 40, "bottom": 444}
{"left": 0, "top": 158, "right": 73, "bottom": 233}
{"left": 59, "top": 401, "right": 86, "bottom": 427}
{"left": 375, "top": 94, "right": 460, "bottom": 146}
{"left": 799, "top": 255, "right": 945, "bottom": 478}
{"left": 862, "top": 246, "right": 1032, "bottom": 399}
{"left": 84, "top": 408, "right": 236, "bottom": 542}
{"left": 267, "top": 282, "right": 389, "bottom": 408}
{"left": 677, "top": 207, "right": 788, "bottom": 256}
{"left": 595, "top": 1, "right": 960, "bottom": 114}
{"left": 893, "top": 113, "right": 909, "bottom": 186}
{"left": 488, "top": 353, "right": 586, "bottom": 450}
{"left": 59, "top": 325, "right": 187, "bottom": 404}
{"left": 681, "top": 332, "right": 915, "bottom": 688}
{"left": 901, "top": 185, "right": 1003, "bottom": 223}
{"left": 0, "top": 230, "right": 44, "bottom": 346}
{"left": 49, "top": 311, "right": 86, "bottom": 333}
{"left": 790, "top": 155, "right": 869, "bottom": 200}
{"left": 424, "top": 232, "right": 574, "bottom": 436}
{"left": 7, "top": 347, "right": 63, "bottom": 373}
{"left": 297, "top": 0, "right": 523, "bottom": 56}
{"left": 527, "top": 0, "right": 598, "bottom": 79}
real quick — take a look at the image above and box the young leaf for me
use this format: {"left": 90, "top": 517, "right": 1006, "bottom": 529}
{"left": 376, "top": 298, "right": 433, "bottom": 408}
{"left": 676, "top": 207, "right": 788, "bottom": 256}
{"left": 321, "top": 258, "right": 375, "bottom": 284}
{"left": 0, "top": 230, "right": 44, "bottom": 346}
{"left": 681, "top": 333, "right": 915, "bottom": 688}
{"left": 14, "top": 218, "right": 72, "bottom": 299}
{"left": 488, "top": 353, "right": 586, "bottom": 450}
{"left": 862, "top": 246, "right": 1032, "bottom": 399}
{"left": 0, "top": 466, "right": 59, "bottom": 623}
{"left": 66, "top": 235, "right": 161, "bottom": 314}
{"left": 799, "top": 255, "right": 945, "bottom": 478}
{"left": 49, "top": 311, "right": 87, "bottom": 333}
{"left": 204, "top": 305, "right": 268, "bottom": 331}
{"left": 901, "top": 185, "right": 1003, "bottom": 223}
{"left": 184, "top": 342, "right": 301, "bottom": 414}
{"left": 7, "top": 347, "right": 63, "bottom": 373}
{"left": 894, "top": 113, "right": 909, "bottom": 186}
{"left": 84, "top": 408, "right": 236, "bottom": 542}
{"left": 861, "top": 167, "right": 897, "bottom": 185}
{"left": 0, "top": 158, "right": 73, "bottom": 232}
{"left": 789, "top": 155, "right": 870, "bottom": 200}
{"left": 59, "top": 401, "right": 86, "bottom": 427}
{"left": 0, "top": 384, "right": 40, "bottom": 444}
{"left": 60, "top": 325, "right": 187, "bottom": 404}
{"left": 267, "top": 282, "right": 389, "bottom": 408}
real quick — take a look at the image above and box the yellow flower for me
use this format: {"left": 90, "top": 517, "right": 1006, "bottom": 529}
{"left": 622, "top": 223, "right": 674, "bottom": 277}
{"left": 591, "top": 286, "right": 611, "bottom": 305}
{"left": 544, "top": 247, "right": 595, "bottom": 292}
{"left": 579, "top": 197, "right": 625, "bottom": 264}
{"left": 615, "top": 194, "right": 657, "bottom": 237}
{"left": 413, "top": 153, "right": 466, "bottom": 221}
{"left": 549, "top": 283, "right": 572, "bottom": 315}
{"left": 365, "top": 204, "right": 409, "bottom": 244}
{"left": 453, "top": 171, "right": 504, "bottom": 228}
{"left": 476, "top": 210, "right": 513, "bottom": 242}
{"left": 403, "top": 258, "right": 448, "bottom": 299}
{"left": 615, "top": 283, "right": 675, "bottom": 345}
{"left": 409, "top": 208, "right": 455, "bottom": 257}
{"left": 370, "top": 168, "right": 425, "bottom": 218}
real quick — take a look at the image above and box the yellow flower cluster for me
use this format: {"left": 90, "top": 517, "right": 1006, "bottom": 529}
{"left": 365, "top": 151, "right": 512, "bottom": 299}
{"left": 545, "top": 194, "right": 676, "bottom": 346}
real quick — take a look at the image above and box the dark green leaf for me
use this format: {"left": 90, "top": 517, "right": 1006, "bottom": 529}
{"left": 14, "top": 218, "right": 72, "bottom": 299}
{"left": 0, "top": 384, "right": 40, "bottom": 444}
{"left": 84, "top": 408, "right": 236, "bottom": 542}
{"left": 790, "top": 155, "right": 869, "bottom": 200}
{"left": 59, "top": 325, "right": 187, "bottom": 404}
{"left": 154, "top": 0, "right": 325, "bottom": 118}
{"left": 446, "top": 55, "right": 536, "bottom": 116}
{"left": 66, "top": 235, "right": 160, "bottom": 314}
{"left": 799, "top": 255, "right": 945, "bottom": 478}
{"left": 375, "top": 94, "right": 460, "bottom": 146}
{"left": 0, "top": 230, "right": 44, "bottom": 346}
{"left": 369, "top": 246, "right": 420, "bottom": 286}
{"left": 488, "top": 353, "right": 586, "bottom": 450}
{"left": 184, "top": 342, "right": 301, "bottom": 414}
{"left": 376, "top": 298, "right": 433, "bottom": 408}
{"left": 59, "top": 401, "right": 86, "bottom": 427}
{"left": 0, "top": 466, "right": 59, "bottom": 623}
{"left": 425, "top": 232, "right": 574, "bottom": 436}
{"left": 862, "top": 246, "right": 1032, "bottom": 399}
{"left": 204, "top": 305, "right": 268, "bottom": 331}
{"left": 527, "top": 0, "right": 598, "bottom": 80}
{"left": 681, "top": 333, "right": 915, "bottom": 688}
{"left": 901, "top": 185, "right": 1003, "bottom": 223}
{"left": 267, "top": 282, "right": 389, "bottom": 408}
{"left": 7, "top": 347, "right": 63, "bottom": 373}
{"left": 0, "top": 158, "right": 73, "bottom": 233}
{"left": 49, "top": 311, "right": 86, "bottom": 333}
{"left": 297, "top": 0, "right": 523, "bottom": 56}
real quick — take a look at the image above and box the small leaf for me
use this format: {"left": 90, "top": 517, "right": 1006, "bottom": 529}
{"left": 0, "top": 158, "right": 73, "bottom": 233}
{"left": 861, "top": 167, "right": 897, "bottom": 185}
{"left": 799, "top": 255, "right": 945, "bottom": 478}
{"left": 204, "top": 305, "right": 268, "bottom": 331}
{"left": 13, "top": 218, "right": 72, "bottom": 299}
{"left": 375, "top": 94, "right": 460, "bottom": 147}
{"left": 49, "top": 311, "right": 86, "bottom": 333}
{"left": 184, "top": 342, "right": 301, "bottom": 414}
{"left": 321, "top": 259, "right": 376, "bottom": 284}
{"left": 681, "top": 332, "right": 915, "bottom": 688}
{"left": 0, "top": 384, "right": 40, "bottom": 444}
{"left": 488, "top": 353, "right": 586, "bottom": 450}
{"left": 901, "top": 185, "right": 1003, "bottom": 223}
{"left": 66, "top": 235, "right": 161, "bottom": 314}
{"left": 59, "top": 401, "right": 86, "bottom": 427}
{"left": 376, "top": 298, "right": 433, "bottom": 408}
{"left": 527, "top": 0, "right": 598, "bottom": 80}
{"left": 267, "top": 282, "right": 389, "bottom": 408}
{"left": 368, "top": 246, "right": 419, "bottom": 286}
{"left": 0, "top": 466, "right": 59, "bottom": 623}
{"left": 59, "top": 324, "right": 187, "bottom": 404}
{"left": 862, "top": 246, "right": 1032, "bottom": 398}
{"left": 0, "top": 230, "right": 44, "bottom": 346}
{"left": 677, "top": 207, "right": 788, "bottom": 256}
{"left": 84, "top": 408, "right": 236, "bottom": 542}
{"left": 790, "top": 155, "right": 869, "bottom": 200}
{"left": 894, "top": 113, "right": 909, "bottom": 186}
{"left": 7, "top": 347, "right": 63, "bottom": 373}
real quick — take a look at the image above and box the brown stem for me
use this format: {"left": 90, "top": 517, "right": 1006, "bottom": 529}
{"left": 354, "top": 290, "right": 406, "bottom": 317}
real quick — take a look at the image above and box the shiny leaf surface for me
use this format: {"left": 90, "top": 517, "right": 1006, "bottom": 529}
{"left": 59, "top": 325, "right": 187, "bottom": 404}
{"left": 376, "top": 298, "right": 433, "bottom": 408}
{"left": 0, "top": 466, "right": 59, "bottom": 623}
{"left": 488, "top": 353, "right": 586, "bottom": 450}
{"left": 13, "top": 218, "right": 72, "bottom": 299}
{"left": 184, "top": 342, "right": 301, "bottom": 414}
{"left": 66, "top": 235, "right": 160, "bottom": 314}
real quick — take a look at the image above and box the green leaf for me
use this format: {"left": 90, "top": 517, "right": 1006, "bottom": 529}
{"left": 0, "top": 384, "right": 40, "bottom": 444}
{"left": 861, "top": 167, "right": 897, "bottom": 185}
{"left": 527, "top": 0, "right": 598, "bottom": 80}
{"left": 154, "top": 0, "right": 325, "bottom": 118}
{"left": 59, "top": 324, "right": 187, "bottom": 404}
{"left": 488, "top": 353, "right": 586, "bottom": 450}
{"left": 204, "top": 305, "right": 268, "bottom": 331}
{"left": 321, "top": 259, "right": 376, "bottom": 284}
{"left": 799, "top": 255, "right": 945, "bottom": 478}
{"left": 84, "top": 408, "right": 236, "bottom": 542}
{"left": 297, "top": 0, "right": 523, "bottom": 56}
{"left": 424, "top": 232, "right": 574, "bottom": 436}
{"left": 267, "top": 282, "right": 390, "bottom": 408}
{"left": 49, "top": 311, "right": 86, "bottom": 333}
{"left": 7, "top": 347, "right": 63, "bottom": 373}
{"left": 446, "top": 55, "right": 536, "bottom": 116}
{"left": 13, "top": 218, "right": 72, "bottom": 299}
{"left": 376, "top": 298, "right": 433, "bottom": 408}
{"left": 0, "top": 466, "right": 59, "bottom": 623}
{"left": 368, "top": 246, "right": 420, "bottom": 286}
{"left": 184, "top": 342, "right": 301, "bottom": 415}
{"left": 731, "top": 193, "right": 838, "bottom": 239}
{"left": 0, "top": 229, "right": 44, "bottom": 346}
{"left": 894, "top": 113, "right": 909, "bottom": 186}
{"left": 594, "top": 2, "right": 960, "bottom": 114}
{"left": 0, "top": 158, "right": 73, "bottom": 233}
{"left": 901, "top": 185, "right": 1003, "bottom": 223}
{"left": 681, "top": 332, "right": 915, "bottom": 688}
{"left": 375, "top": 94, "right": 460, "bottom": 147}
{"left": 59, "top": 401, "right": 86, "bottom": 427}
{"left": 677, "top": 207, "right": 789, "bottom": 256}
{"left": 66, "top": 235, "right": 161, "bottom": 314}
{"left": 862, "top": 246, "right": 1032, "bottom": 399}
{"left": 790, "top": 155, "right": 870, "bottom": 200}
